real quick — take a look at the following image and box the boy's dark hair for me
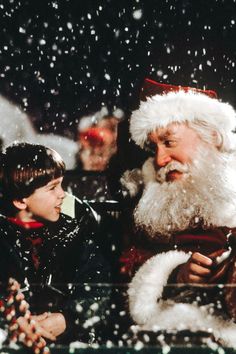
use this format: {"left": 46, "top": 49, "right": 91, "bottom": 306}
{"left": 0, "top": 142, "right": 65, "bottom": 214}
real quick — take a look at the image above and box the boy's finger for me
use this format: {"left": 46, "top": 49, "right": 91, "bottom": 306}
{"left": 38, "top": 326, "right": 56, "bottom": 341}
{"left": 31, "top": 312, "right": 49, "bottom": 321}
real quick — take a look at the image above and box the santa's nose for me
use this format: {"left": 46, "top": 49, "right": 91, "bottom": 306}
{"left": 155, "top": 147, "right": 171, "bottom": 167}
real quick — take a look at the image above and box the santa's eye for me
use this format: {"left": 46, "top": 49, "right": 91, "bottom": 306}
{"left": 164, "top": 139, "right": 176, "bottom": 147}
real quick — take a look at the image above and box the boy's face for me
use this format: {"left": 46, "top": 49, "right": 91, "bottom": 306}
{"left": 20, "top": 177, "right": 65, "bottom": 222}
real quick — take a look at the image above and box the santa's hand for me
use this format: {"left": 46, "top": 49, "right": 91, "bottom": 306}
{"left": 176, "top": 252, "right": 213, "bottom": 284}
{"left": 207, "top": 249, "right": 232, "bottom": 283}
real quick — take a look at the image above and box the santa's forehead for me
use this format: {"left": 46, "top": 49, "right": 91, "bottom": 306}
{"left": 148, "top": 122, "right": 187, "bottom": 141}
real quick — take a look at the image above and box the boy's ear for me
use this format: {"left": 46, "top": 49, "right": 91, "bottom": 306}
{"left": 12, "top": 199, "right": 27, "bottom": 210}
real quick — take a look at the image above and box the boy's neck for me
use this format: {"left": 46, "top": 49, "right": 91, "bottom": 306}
{"left": 13, "top": 210, "right": 43, "bottom": 225}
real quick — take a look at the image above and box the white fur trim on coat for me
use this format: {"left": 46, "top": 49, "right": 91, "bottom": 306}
{"left": 130, "top": 91, "right": 236, "bottom": 150}
{"left": 128, "top": 250, "right": 236, "bottom": 347}
{"left": 128, "top": 250, "right": 190, "bottom": 324}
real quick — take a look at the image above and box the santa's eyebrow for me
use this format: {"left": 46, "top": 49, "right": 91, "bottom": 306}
{"left": 158, "top": 130, "right": 176, "bottom": 140}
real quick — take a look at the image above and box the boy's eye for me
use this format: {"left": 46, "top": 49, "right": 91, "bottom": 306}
{"left": 49, "top": 185, "right": 56, "bottom": 190}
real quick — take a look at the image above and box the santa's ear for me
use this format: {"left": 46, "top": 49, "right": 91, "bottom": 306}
{"left": 12, "top": 199, "right": 27, "bottom": 210}
{"left": 212, "top": 130, "right": 223, "bottom": 149}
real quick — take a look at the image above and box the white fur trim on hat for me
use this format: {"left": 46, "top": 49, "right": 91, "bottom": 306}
{"left": 130, "top": 91, "right": 236, "bottom": 149}
{"left": 128, "top": 249, "right": 236, "bottom": 347}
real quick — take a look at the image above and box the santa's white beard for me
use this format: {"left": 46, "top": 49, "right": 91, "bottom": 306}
{"left": 134, "top": 147, "right": 236, "bottom": 241}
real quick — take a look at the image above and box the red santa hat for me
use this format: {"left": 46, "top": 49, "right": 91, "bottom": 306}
{"left": 130, "top": 78, "right": 236, "bottom": 151}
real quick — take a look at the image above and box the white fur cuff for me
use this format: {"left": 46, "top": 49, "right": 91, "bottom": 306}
{"left": 128, "top": 250, "right": 190, "bottom": 324}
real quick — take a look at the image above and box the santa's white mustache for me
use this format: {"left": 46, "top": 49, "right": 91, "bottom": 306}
{"left": 156, "top": 161, "right": 190, "bottom": 182}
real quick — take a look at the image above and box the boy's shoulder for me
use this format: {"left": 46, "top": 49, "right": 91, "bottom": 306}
{"left": 0, "top": 213, "right": 14, "bottom": 239}
{"left": 0, "top": 213, "right": 6, "bottom": 221}
{"left": 0, "top": 213, "right": 9, "bottom": 227}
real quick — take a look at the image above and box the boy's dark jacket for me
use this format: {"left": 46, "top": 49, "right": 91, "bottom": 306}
{"left": 0, "top": 200, "right": 111, "bottom": 343}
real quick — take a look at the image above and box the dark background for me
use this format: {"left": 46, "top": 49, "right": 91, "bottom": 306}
{"left": 0, "top": 0, "right": 236, "bottom": 140}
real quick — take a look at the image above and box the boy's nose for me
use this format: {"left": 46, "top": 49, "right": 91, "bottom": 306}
{"left": 58, "top": 186, "right": 65, "bottom": 199}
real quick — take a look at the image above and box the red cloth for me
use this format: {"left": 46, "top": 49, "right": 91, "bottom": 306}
{"left": 7, "top": 217, "right": 44, "bottom": 270}
{"left": 119, "top": 246, "right": 153, "bottom": 278}
{"left": 7, "top": 217, "right": 44, "bottom": 229}
{"left": 174, "top": 229, "right": 228, "bottom": 255}
{"left": 140, "top": 78, "right": 217, "bottom": 101}
{"left": 120, "top": 228, "right": 230, "bottom": 278}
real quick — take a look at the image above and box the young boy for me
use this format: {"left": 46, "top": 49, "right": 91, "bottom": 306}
{"left": 0, "top": 142, "right": 111, "bottom": 344}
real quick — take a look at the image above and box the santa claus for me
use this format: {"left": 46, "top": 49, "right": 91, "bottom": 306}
{"left": 123, "top": 79, "right": 236, "bottom": 347}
